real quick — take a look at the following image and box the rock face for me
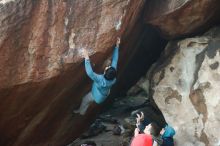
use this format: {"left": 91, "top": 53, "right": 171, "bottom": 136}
{"left": 145, "top": 0, "right": 220, "bottom": 38}
{"left": 149, "top": 27, "right": 220, "bottom": 145}
{"left": 0, "top": 0, "right": 146, "bottom": 146}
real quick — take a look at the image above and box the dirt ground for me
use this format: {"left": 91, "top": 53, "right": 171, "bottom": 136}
{"left": 68, "top": 94, "right": 165, "bottom": 146}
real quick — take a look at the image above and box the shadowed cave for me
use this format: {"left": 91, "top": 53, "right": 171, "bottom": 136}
{"left": 108, "top": 25, "right": 168, "bottom": 125}
{"left": 72, "top": 25, "right": 169, "bottom": 145}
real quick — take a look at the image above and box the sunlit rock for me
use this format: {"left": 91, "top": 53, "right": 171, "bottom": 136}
{"left": 150, "top": 27, "right": 220, "bottom": 145}
{"left": 145, "top": 0, "right": 220, "bottom": 38}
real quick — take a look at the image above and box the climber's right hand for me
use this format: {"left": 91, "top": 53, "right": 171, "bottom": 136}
{"left": 82, "top": 48, "right": 89, "bottom": 59}
{"left": 116, "top": 37, "right": 120, "bottom": 47}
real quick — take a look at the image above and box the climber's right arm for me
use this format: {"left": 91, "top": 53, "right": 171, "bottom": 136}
{"left": 83, "top": 49, "right": 99, "bottom": 81}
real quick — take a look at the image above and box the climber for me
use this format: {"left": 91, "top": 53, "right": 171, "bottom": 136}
{"left": 74, "top": 37, "right": 120, "bottom": 115}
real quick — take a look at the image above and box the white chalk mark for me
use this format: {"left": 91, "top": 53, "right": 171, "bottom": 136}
{"left": 0, "top": 0, "right": 14, "bottom": 4}
{"left": 115, "top": 15, "right": 123, "bottom": 31}
{"left": 68, "top": 30, "right": 75, "bottom": 49}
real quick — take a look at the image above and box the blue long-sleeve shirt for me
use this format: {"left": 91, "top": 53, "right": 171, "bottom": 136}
{"left": 161, "top": 125, "right": 175, "bottom": 146}
{"left": 84, "top": 46, "right": 119, "bottom": 104}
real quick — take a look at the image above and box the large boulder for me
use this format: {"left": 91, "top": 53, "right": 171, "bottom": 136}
{"left": 0, "top": 0, "right": 146, "bottom": 146}
{"left": 149, "top": 27, "right": 220, "bottom": 145}
{"left": 145, "top": 0, "right": 220, "bottom": 38}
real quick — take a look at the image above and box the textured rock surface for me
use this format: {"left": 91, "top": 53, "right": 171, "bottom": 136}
{"left": 0, "top": 0, "right": 146, "bottom": 146}
{"left": 145, "top": 0, "right": 220, "bottom": 38}
{"left": 149, "top": 27, "right": 220, "bottom": 145}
